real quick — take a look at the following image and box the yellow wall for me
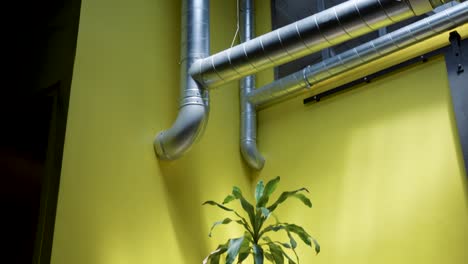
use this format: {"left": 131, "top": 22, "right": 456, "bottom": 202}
{"left": 254, "top": 1, "right": 468, "bottom": 264}
{"left": 51, "top": 0, "right": 251, "bottom": 263}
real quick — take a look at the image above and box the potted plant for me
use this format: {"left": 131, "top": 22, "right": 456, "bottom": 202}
{"left": 202, "top": 176, "right": 320, "bottom": 264}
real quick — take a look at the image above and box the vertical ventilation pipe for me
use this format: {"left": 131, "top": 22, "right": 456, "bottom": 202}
{"left": 190, "top": 0, "right": 445, "bottom": 89}
{"left": 154, "top": 0, "right": 210, "bottom": 159}
{"left": 247, "top": 1, "right": 468, "bottom": 107}
{"left": 240, "top": 0, "right": 265, "bottom": 170}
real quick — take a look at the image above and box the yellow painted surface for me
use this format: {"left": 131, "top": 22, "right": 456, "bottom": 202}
{"left": 51, "top": 0, "right": 250, "bottom": 263}
{"left": 254, "top": 2, "right": 468, "bottom": 263}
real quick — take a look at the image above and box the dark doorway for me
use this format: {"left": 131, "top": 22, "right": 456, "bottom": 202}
{"left": 0, "top": 94, "right": 54, "bottom": 263}
{"left": 2, "top": 0, "right": 81, "bottom": 263}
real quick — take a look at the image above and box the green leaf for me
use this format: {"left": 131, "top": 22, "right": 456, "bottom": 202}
{"left": 237, "top": 234, "right": 251, "bottom": 263}
{"left": 285, "top": 224, "right": 312, "bottom": 247}
{"left": 203, "top": 241, "right": 229, "bottom": 264}
{"left": 268, "top": 243, "right": 284, "bottom": 264}
{"left": 292, "top": 193, "right": 312, "bottom": 208}
{"left": 271, "top": 215, "right": 297, "bottom": 249}
{"left": 287, "top": 231, "right": 297, "bottom": 249}
{"left": 208, "top": 218, "right": 246, "bottom": 237}
{"left": 264, "top": 252, "right": 274, "bottom": 262}
{"left": 311, "top": 237, "right": 320, "bottom": 255}
{"left": 253, "top": 244, "right": 264, "bottom": 264}
{"left": 283, "top": 231, "right": 300, "bottom": 263}
{"left": 261, "top": 236, "right": 290, "bottom": 249}
{"left": 260, "top": 207, "right": 270, "bottom": 218}
{"left": 260, "top": 223, "right": 320, "bottom": 260}
{"left": 208, "top": 218, "right": 231, "bottom": 237}
{"left": 257, "top": 176, "right": 280, "bottom": 207}
{"left": 267, "top": 188, "right": 310, "bottom": 212}
{"left": 203, "top": 200, "right": 254, "bottom": 236}
{"left": 260, "top": 223, "right": 314, "bottom": 249}
{"left": 226, "top": 236, "right": 245, "bottom": 264}
{"left": 278, "top": 247, "right": 296, "bottom": 264}
{"left": 223, "top": 194, "right": 236, "bottom": 204}
{"left": 203, "top": 200, "right": 235, "bottom": 212}
{"left": 255, "top": 180, "right": 265, "bottom": 204}
{"left": 261, "top": 236, "right": 299, "bottom": 263}
{"left": 254, "top": 207, "right": 271, "bottom": 238}
{"left": 210, "top": 253, "right": 221, "bottom": 264}
{"left": 231, "top": 187, "right": 256, "bottom": 232}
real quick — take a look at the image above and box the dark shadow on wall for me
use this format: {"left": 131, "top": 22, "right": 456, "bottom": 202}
{"left": 447, "top": 86, "right": 468, "bottom": 210}
{"left": 158, "top": 157, "right": 210, "bottom": 264}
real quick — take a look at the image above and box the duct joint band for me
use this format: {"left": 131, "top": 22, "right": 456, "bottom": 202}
{"left": 303, "top": 66, "right": 313, "bottom": 89}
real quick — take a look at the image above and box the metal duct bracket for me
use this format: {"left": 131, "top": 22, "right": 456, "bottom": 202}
{"left": 445, "top": 31, "right": 468, "bottom": 177}
{"left": 303, "top": 49, "right": 442, "bottom": 104}
{"left": 449, "top": 31, "right": 465, "bottom": 74}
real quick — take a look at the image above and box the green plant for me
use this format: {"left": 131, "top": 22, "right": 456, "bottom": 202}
{"left": 202, "top": 176, "right": 320, "bottom": 264}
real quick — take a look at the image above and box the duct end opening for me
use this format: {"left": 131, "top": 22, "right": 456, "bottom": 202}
{"left": 154, "top": 104, "right": 208, "bottom": 160}
{"left": 154, "top": 132, "right": 168, "bottom": 159}
{"left": 241, "top": 139, "right": 265, "bottom": 170}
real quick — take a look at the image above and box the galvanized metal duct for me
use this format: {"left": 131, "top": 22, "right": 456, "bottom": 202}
{"left": 240, "top": 0, "right": 265, "bottom": 170}
{"left": 154, "top": 0, "right": 209, "bottom": 159}
{"left": 248, "top": 1, "right": 468, "bottom": 107}
{"left": 190, "top": 0, "right": 445, "bottom": 89}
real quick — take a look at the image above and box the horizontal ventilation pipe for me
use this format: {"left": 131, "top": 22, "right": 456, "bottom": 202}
{"left": 154, "top": 0, "right": 209, "bottom": 159}
{"left": 240, "top": 0, "right": 265, "bottom": 170}
{"left": 190, "top": 0, "right": 446, "bottom": 89}
{"left": 248, "top": 1, "right": 468, "bottom": 107}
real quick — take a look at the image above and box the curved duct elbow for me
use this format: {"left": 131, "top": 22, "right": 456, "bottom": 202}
{"left": 239, "top": 0, "right": 265, "bottom": 170}
{"left": 154, "top": 0, "right": 209, "bottom": 160}
{"left": 154, "top": 104, "right": 208, "bottom": 160}
{"left": 241, "top": 139, "right": 265, "bottom": 170}
{"left": 240, "top": 75, "right": 264, "bottom": 169}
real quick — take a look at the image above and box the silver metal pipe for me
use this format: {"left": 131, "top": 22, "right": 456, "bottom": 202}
{"left": 190, "top": 0, "right": 445, "bottom": 89}
{"left": 154, "top": 0, "right": 210, "bottom": 159}
{"left": 248, "top": 1, "right": 468, "bottom": 107}
{"left": 240, "top": 0, "right": 265, "bottom": 170}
